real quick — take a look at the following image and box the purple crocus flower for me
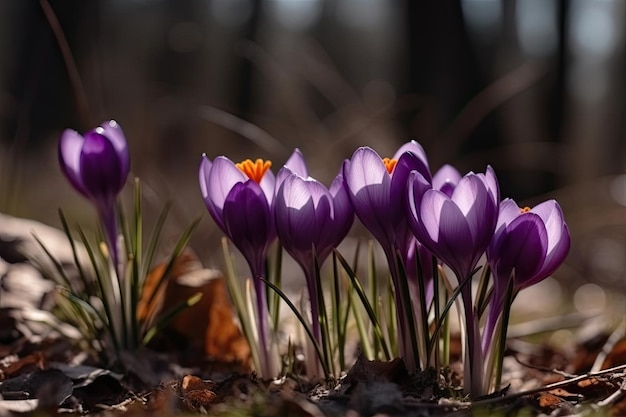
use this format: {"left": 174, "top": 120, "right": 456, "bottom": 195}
{"left": 407, "top": 166, "right": 500, "bottom": 395}
{"left": 343, "top": 141, "right": 431, "bottom": 371}
{"left": 482, "top": 198, "right": 570, "bottom": 351}
{"left": 407, "top": 166, "right": 499, "bottom": 281}
{"left": 199, "top": 156, "right": 276, "bottom": 276}
{"left": 199, "top": 154, "right": 277, "bottom": 377}
{"left": 344, "top": 141, "right": 431, "bottom": 271}
{"left": 59, "top": 120, "right": 130, "bottom": 266}
{"left": 275, "top": 155, "right": 353, "bottom": 346}
{"left": 488, "top": 199, "right": 570, "bottom": 291}
{"left": 275, "top": 169, "right": 353, "bottom": 274}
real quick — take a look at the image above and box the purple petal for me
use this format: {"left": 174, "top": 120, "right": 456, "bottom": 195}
{"left": 407, "top": 171, "right": 432, "bottom": 223}
{"left": 259, "top": 169, "right": 276, "bottom": 205}
{"left": 79, "top": 131, "right": 124, "bottom": 203}
{"left": 488, "top": 198, "right": 522, "bottom": 259}
{"left": 528, "top": 200, "right": 571, "bottom": 286}
{"left": 98, "top": 120, "right": 130, "bottom": 180}
{"left": 434, "top": 197, "right": 476, "bottom": 278}
{"left": 531, "top": 200, "right": 565, "bottom": 255}
{"left": 344, "top": 147, "right": 393, "bottom": 248}
{"left": 284, "top": 148, "right": 308, "bottom": 177}
{"left": 416, "top": 190, "right": 447, "bottom": 244}
{"left": 391, "top": 151, "right": 429, "bottom": 216}
{"left": 432, "top": 164, "right": 461, "bottom": 197}
{"left": 452, "top": 175, "right": 497, "bottom": 250}
{"left": 344, "top": 147, "right": 389, "bottom": 195}
{"left": 275, "top": 166, "right": 295, "bottom": 194}
{"left": 492, "top": 213, "right": 548, "bottom": 287}
{"left": 59, "top": 129, "right": 88, "bottom": 196}
{"left": 223, "top": 182, "right": 274, "bottom": 275}
{"left": 497, "top": 199, "right": 523, "bottom": 228}
{"left": 393, "top": 140, "right": 430, "bottom": 178}
{"left": 206, "top": 156, "right": 248, "bottom": 211}
{"left": 483, "top": 165, "right": 500, "bottom": 203}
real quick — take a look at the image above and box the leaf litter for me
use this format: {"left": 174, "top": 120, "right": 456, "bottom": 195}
{"left": 0, "top": 216, "right": 624, "bottom": 416}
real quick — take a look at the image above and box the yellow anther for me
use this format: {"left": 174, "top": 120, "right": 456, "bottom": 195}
{"left": 236, "top": 159, "right": 272, "bottom": 183}
{"left": 382, "top": 158, "right": 398, "bottom": 174}
{"left": 520, "top": 206, "right": 531, "bottom": 214}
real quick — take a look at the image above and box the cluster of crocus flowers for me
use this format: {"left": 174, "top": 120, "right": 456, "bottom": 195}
{"left": 198, "top": 141, "right": 570, "bottom": 394}
{"left": 198, "top": 142, "right": 571, "bottom": 392}
{"left": 59, "top": 120, "right": 130, "bottom": 269}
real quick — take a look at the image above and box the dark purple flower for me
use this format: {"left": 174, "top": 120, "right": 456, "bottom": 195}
{"left": 59, "top": 120, "right": 130, "bottom": 265}
{"left": 199, "top": 155, "right": 275, "bottom": 277}
{"left": 199, "top": 153, "right": 280, "bottom": 377}
{"left": 407, "top": 166, "right": 499, "bottom": 280}
{"left": 407, "top": 166, "right": 499, "bottom": 394}
{"left": 482, "top": 198, "right": 570, "bottom": 352}
{"left": 59, "top": 120, "right": 129, "bottom": 202}
{"left": 488, "top": 199, "right": 570, "bottom": 291}
{"left": 432, "top": 164, "right": 462, "bottom": 197}
{"left": 275, "top": 156, "right": 353, "bottom": 348}
{"left": 275, "top": 169, "right": 353, "bottom": 273}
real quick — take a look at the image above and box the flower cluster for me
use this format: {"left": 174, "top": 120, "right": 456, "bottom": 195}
{"left": 53, "top": 120, "right": 571, "bottom": 395}
{"left": 201, "top": 141, "right": 570, "bottom": 394}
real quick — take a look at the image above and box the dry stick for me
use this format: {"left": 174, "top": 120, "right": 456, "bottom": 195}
{"left": 471, "top": 363, "right": 626, "bottom": 408}
{"left": 401, "top": 363, "right": 626, "bottom": 412}
{"left": 39, "top": 0, "right": 92, "bottom": 129}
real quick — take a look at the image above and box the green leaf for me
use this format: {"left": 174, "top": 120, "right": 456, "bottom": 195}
{"left": 141, "top": 215, "right": 201, "bottom": 330}
{"left": 334, "top": 249, "right": 391, "bottom": 360}
{"left": 260, "top": 277, "right": 330, "bottom": 379}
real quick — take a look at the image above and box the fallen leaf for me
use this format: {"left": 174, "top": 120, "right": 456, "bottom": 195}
{"left": 179, "top": 375, "right": 217, "bottom": 412}
{"left": 138, "top": 249, "right": 250, "bottom": 365}
{"left": 0, "top": 352, "right": 45, "bottom": 380}
{"left": 537, "top": 392, "right": 565, "bottom": 409}
{"left": 0, "top": 369, "right": 72, "bottom": 405}
{"left": 602, "top": 337, "right": 626, "bottom": 369}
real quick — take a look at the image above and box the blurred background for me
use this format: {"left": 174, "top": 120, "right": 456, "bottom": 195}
{"left": 0, "top": 0, "right": 625, "bottom": 324}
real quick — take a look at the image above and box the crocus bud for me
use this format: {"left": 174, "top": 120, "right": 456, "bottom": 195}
{"left": 59, "top": 120, "right": 130, "bottom": 267}
{"left": 59, "top": 120, "right": 130, "bottom": 209}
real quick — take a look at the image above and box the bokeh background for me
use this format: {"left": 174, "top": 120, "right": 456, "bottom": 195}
{"left": 1, "top": 0, "right": 625, "bottom": 327}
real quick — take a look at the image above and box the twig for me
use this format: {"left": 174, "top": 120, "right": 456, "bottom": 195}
{"left": 473, "top": 363, "right": 626, "bottom": 407}
{"left": 39, "top": 0, "right": 92, "bottom": 128}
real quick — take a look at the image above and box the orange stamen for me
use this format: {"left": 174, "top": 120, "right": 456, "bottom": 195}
{"left": 382, "top": 158, "right": 398, "bottom": 174}
{"left": 236, "top": 159, "right": 272, "bottom": 183}
{"left": 520, "top": 206, "right": 531, "bottom": 214}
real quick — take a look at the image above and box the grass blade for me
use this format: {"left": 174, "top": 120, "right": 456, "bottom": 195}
{"left": 334, "top": 249, "right": 391, "bottom": 360}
